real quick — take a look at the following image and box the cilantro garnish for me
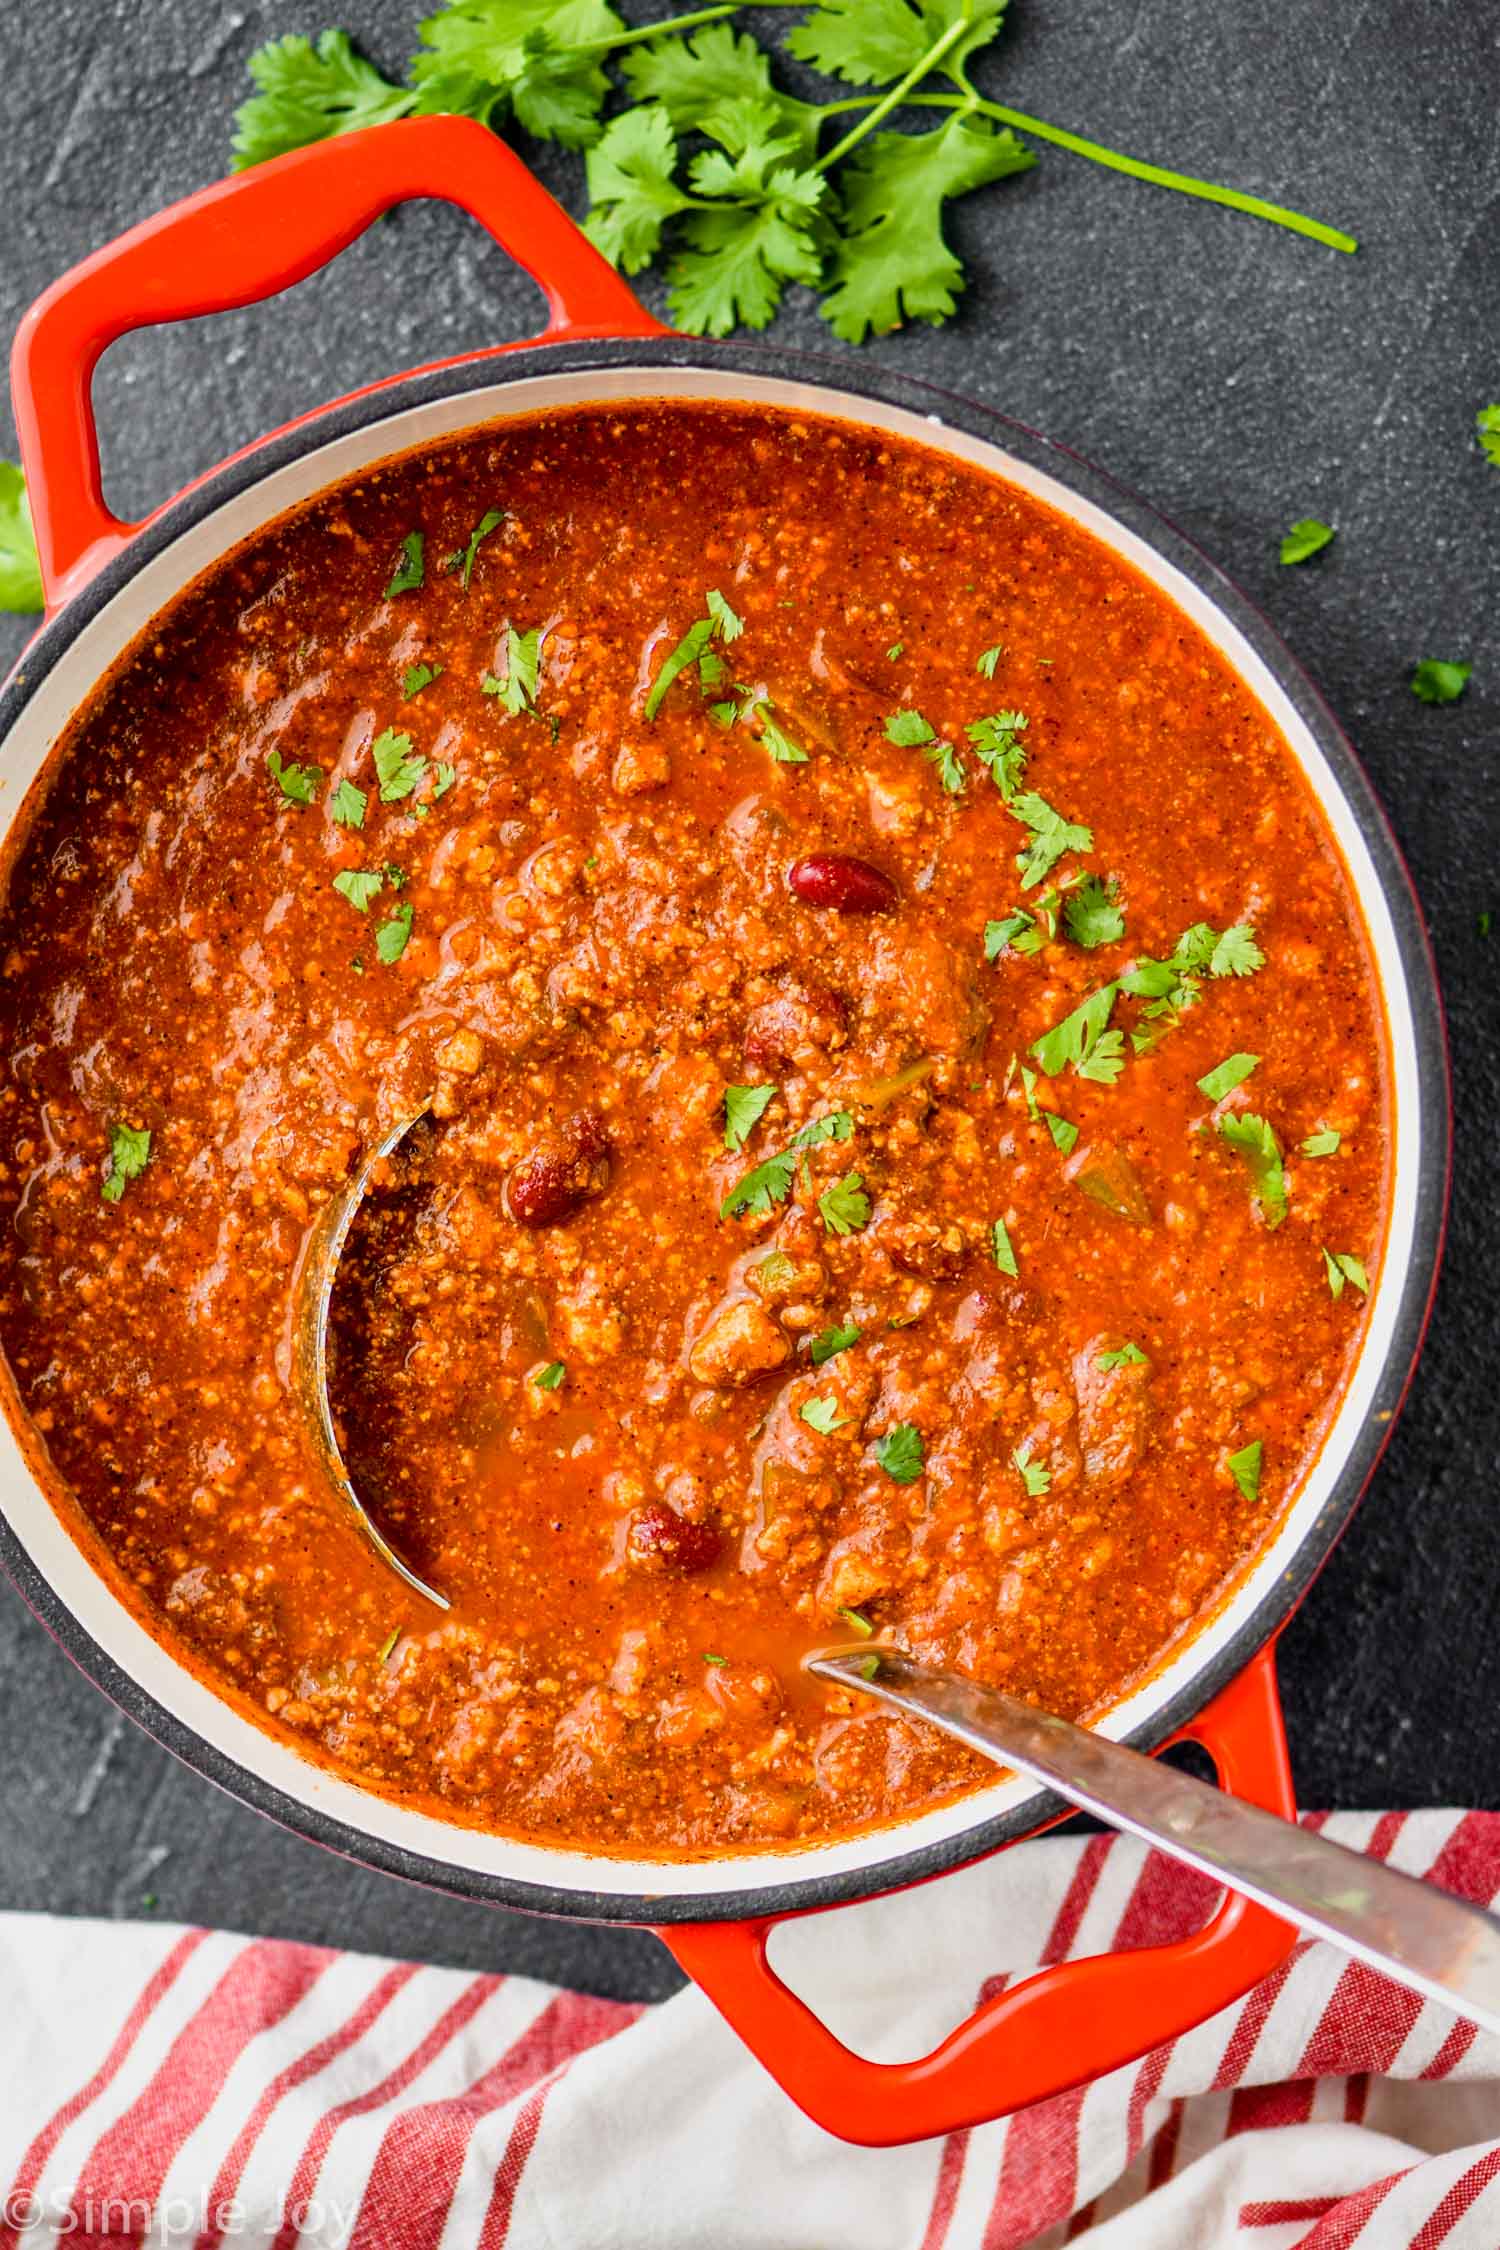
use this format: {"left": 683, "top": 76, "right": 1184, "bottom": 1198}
{"left": 1279, "top": 517, "right": 1335, "bottom": 565}
{"left": 887, "top": 642, "right": 904, "bottom": 660}
{"left": 875, "top": 1424, "right": 924, "bottom": 1484}
{"left": 402, "top": 662, "right": 443, "bottom": 698}
{"left": 332, "top": 868, "right": 385, "bottom": 913}
{"left": 800, "top": 1395, "right": 849, "bottom": 1435}
{"left": 325, "top": 780, "right": 365, "bottom": 831}
{"left": 1411, "top": 659, "right": 1471, "bottom": 705}
{"left": 1063, "top": 874, "right": 1125, "bottom": 950}
{"left": 704, "top": 1651, "right": 728, "bottom": 1666}
{"left": 1030, "top": 984, "right": 1124, "bottom": 1084}
{"left": 371, "top": 728, "right": 426, "bottom": 803}
{"left": 1045, "top": 1111, "right": 1079, "bottom": 1156}
{"left": 1197, "top": 1052, "right": 1260, "bottom": 1102}
{"left": 886, "top": 705, "right": 964, "bottom": 792}
{"left": 1209, "top": 926, "right": 1266, "bottom": 978}
{"left": 1119, "top": 922, "right": 1266, "bottom": 1052}
{"left": 811, "top": 1321, "right": 861, "bottom": 1365}
{"left": 445, "top": 507, "right": 506, "bottom": 589}
{"left": 266, "top": 749, "right": 319, "bottom": 807}
{"left": 101, "top": 1121, "right": 151, "bottom": 1205}
{"left": 976, "top": 644, "right": 1003, "bottom": 679}
{"left": 645, "top": 590, "right": 742, "bottom": 720}
{"left": 0, "top": 461, "right": 43, "bottom": 615}
{"left": 818, "top": 1171, "right": 870, "bottom": 1236}
{"left": 723, "top": 1081, "right": 777, "bottom": 1152}
{"left": 1300, "top": 1128, "right": 1341, "bottom": 1157}
{"left": 1011, "top": 792, "right": 1093, "bottom": 889}
{"left": 483, "top": 625, "right": 542, "bottom": 717}
{"left": 385, "top": 531, "right": 424, "bottom": 598}
{"left": 1323, "top": 1248, "right": 1369, "bottom": 1301}
{"left": 836, "top": 1605, "right": 875, "bottom": 1637}
{"left": 884, "top": 707, "right": 934, "bottom": 747}
{"left": 1218, "top": 1112, "right": 1288, "bottom": 1228}
{"left": 748, "top": 700, "right": 809, "bottom": 766}
{"left": 376, "top": 1626, "right": 401, "bottom": 1665}
{"left": 376, "top": 903, "right": 414, "bottom": 964}
{"left": 966, "top": 709, "right": 1028, "bottom": 800}
{"left": 1013, "top": 1442, "right": 1051, "bottom": 1496}
{"left": 985, "top": 910, "right": 1036, "bottom": 961}
{"left": 1478, "top": 405, "right": 1500, "bottom": 467}
{"left": 991, "top": 1216, "right": 1018, "bottom": 1276}
{"left": 534, "top": 1360, "right": 567, "bottom": 1390}
{"left": 720, "top": 1109, "right": 853, "bottom": 1220}
{"left": 1228, "top": 1439, "right": 1263, "bottom": 1503}
{"left": 431, "top": 762, "right": 457, "bottom": 800}
{"left": 1097, "top": 1342, "right": 1147, "bottom": 1371}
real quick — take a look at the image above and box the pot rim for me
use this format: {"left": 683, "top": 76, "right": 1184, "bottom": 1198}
{"left": 0, "top": 334, "right": 1450, "bottom": 1926}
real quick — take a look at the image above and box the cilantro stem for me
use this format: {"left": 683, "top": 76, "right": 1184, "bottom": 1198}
{"left": 573, "top": 0, "right": 807, "bottom": 52}
{"left": 814, "top": 16, "right": 973, "bottom": 175}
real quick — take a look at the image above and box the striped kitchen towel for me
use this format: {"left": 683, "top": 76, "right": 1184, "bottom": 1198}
{"left": 1, "top": 1810, "right": 1498, "bottom": 2249}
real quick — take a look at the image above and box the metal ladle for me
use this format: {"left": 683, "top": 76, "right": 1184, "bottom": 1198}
{"left": 808, "top": 1645, "right": 1500, "bottom": 2038}
{"left": 291, "top": 1110, "right": 449, "bottom": 1609}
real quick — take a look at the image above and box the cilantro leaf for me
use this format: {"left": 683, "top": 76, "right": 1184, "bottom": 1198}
{"left": 1012, "top": 1442, "right": 1050, "bottom": 1496}
{"left": 409, "top": 0, "right": 623, "bottom": 149}
{"left": 1209, "top": 925, "right": 1266, "bottom": 978}
{"left": 922, "top": 736, "right": 967, "bottom": 794}
{"left": 874, "top": 1423, "right": 925, "bottom": 1483}
{"left": 585, "top": 103, "right": 696, "bottom": 273}
{"left": 330, "top": 778, "right": 367, "bottom": 829}
{"left": 402, "top": 662, "right": 442, "bottom": 699}
{"left": 1479, "top": 404, "right": 1500, "bottom": 468}
{"left": 432, "top": 763, "right": 457, "bottom": 800}
{"left": 619, "top": 22, "right": 823, "bottom": 164}
{"left": 333, "top": 868, "right": 385, "bottom": 914}
{"left": 645, "top": 591, "right": 740, "bottom": 719}
{"left": 976, "top": 644, "right": 1003, "bottom": 679}
{"left": 1322, "top": 1248, "right": 1369, "bottom": 1300}
{"left": 667, "top": 102, "right": 826, "bottom": 336}
{"left": 966, "top": 708, "right": 1028, "bottom": 800}
{"left": 1063, "top": 874, "right": 1125, "bottom": 950}
{"left": 985, "top": 910, "right": 1036, "bottom": 960}
{"left": 446, "top": 508, "right": 506, "bottom": 590}
{"left": 231, "top": 31, "right": 413, "bottom": 172}
{"left": 800, "top": 1395, "right": 850, "bottom": 1435}
{"left": 706, "top": 589, "right": 744, "bottom": 642}
{"left": 534, "top": 1360, "right": 566, "bottom": 1390}
{"left": 788, "top": 0, "right": 1011, "bottom": 91}
{"left": 811, "top": 1321, "right": 862, "bottom": 1365}
{"left": 376, "top": 903, "right": 414, "bottom": 965}
{"left": 1218, "top": 1112, "right": 1288, "bottom": 1228}
{"left": 884, "top": 708, "right": 935, "bottom": 747}
{"left": 265, "top": 749, "right": 319, "bottom": 807}
{"left": 101, "top": 1121, "right": 151, "bottom": 1205}
{"left": 723, "top": 1081, "right": 777, "bottom": 1152}
{"left": 818, "top": 1171, "right": 870, "bottom": 1235}
{"left": 1197, "top": 1051, "right": 1259, "bottom": 1102}
{"left": 1030, "top": 984, "right": 1123, "bottom": 1083}
{"left": 1279, "top": 517, "right": 1335, "bottom": 565}
{"left": 1227, "top": 1439, "right": 1263, "bottom": 1503}
{"left": 821, "top": 115, "right": 1034, "bottom": 345}
{"left": 483, "top": 625, "right": 541, "bottom": 717}
{"left": 372, "top": 728, "right": 426, "bottom": 803}
{"left": 721, "top": 1108, "right": 853, "bottom": 1219}
{"left": 0, "top": 462, "right": 43, "bottom": 614}
{"left": 1300, "top": 1128, "right": 1341, "bottom": 1158}
{"left": 991, "top": 1216, "right": 1018, "bottom": 1276}
{"left": 1011, "top": 792, "right": 1093, "bottom": 888}
{"left": 385, "top": 531, "right": 425, "bottom": 598}
{"left": 1097, "top": 1342, "right": 1147, "bottom": 1370}
{"left": 1411, "top": 659, "right": 1471, "bottom": 705}
{"left": 749, "top": 701, "right": 809, "bottom": 766}
{"left": 1045, "top": 1111, "right": 1079, "bottom": 1156}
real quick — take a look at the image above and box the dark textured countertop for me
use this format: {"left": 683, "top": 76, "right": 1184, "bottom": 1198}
{"left": 0, "top": 3, "right": 1495, "bottom": 2003}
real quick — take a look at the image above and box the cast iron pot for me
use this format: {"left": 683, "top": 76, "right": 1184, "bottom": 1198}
{"left": 0, "top": 117, "right": 1448, "bottom": 2146}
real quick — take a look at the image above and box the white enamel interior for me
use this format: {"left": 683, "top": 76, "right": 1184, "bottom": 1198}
{"left": 0, "top": 367, "right": 1421, "bottom": 1904}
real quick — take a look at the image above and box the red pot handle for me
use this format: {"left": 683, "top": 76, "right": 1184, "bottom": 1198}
{"left": 10, "top": 115, "right": 664, "bottom": 608}
{"left": 664, "top": 1647, "right": 1297, "bottom": 2146}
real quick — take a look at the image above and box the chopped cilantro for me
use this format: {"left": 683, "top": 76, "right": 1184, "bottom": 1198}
{"left": 1228, "top": 1439, "right": 1263, "bottom": 1503}
{"left": 1479, "top": 405, "right": 1500, "bottom": 467}
{"left": 1063, "top": 874, "right": 1125, "bottom": 950}
{"left": 1210, "top": 926, "right": 1266, "bottom": 978}
{"left": 432, "top": 762, "right": 457, "bottom": 800}
{"left": 1411, "top": 659, "right": 1471, "bottom": 705}
{"left": 402, "top": 661, "right": 442, "bottom": 698}
{"left": 703, "top": 1652, "right": 728, "bottom": 1666}
{"left": 976, "top": 644, "right": 1003, "bottom": 679}
{"left": 101, "top": 1121, "right": 151, "bottom": 1205}
{"left": 837, "top": 1606, "right": 875, "bottom": 1637}
{"left": 884, "top": 707, "right": 935, "bottom": 747}
{"left": 720, "top": 1109, "right": 853, "bottom": 1220}
{"left": 266, "top": 749, "right": 319, "bottom": 806}
{"left": 1013, "top": 1442, "right": 1051, "bottom": 1496}
{"left": 446, "top": 507, "right": 506, "bottom": 590}
{"left": 1045, "top": 1111, "right": 1079, "bottom": 1156}
{"left": 375, "top": 903, "right": 413, "bottom": 964}
{"left": 985, "top": 910, "right": 1036, "bottom": 961}
{"left": 723, "top": 1081, "right": 777, "bottom": 1152}
{"left": 1323, "top": 1248, "right": 1369, "bottom": 1300}
{"left": 385, "top": 531, "right": 424, "bottom": 597}
{"left": 332, "top": 867, "right": 385, "bottom": 913}
{"left": 991, "top": 1216, "right": 1018, "bottom": 1276}
{"left": 818, "top": 1171, "right": 870, "bottom": 1235}
{"left": 483, "top": 625, "right": 541, "bottom": 717}
{"left": 966, "top": 709, "right": 1028, "bottom": 800}
{"left": 1300, "top": 1129, "right": 1341, "bottom": 1157}
{"left": 749, "top": 700, "right": 809, "bottom": 765}
{"left": 1279, "top": 517, "right": 1335, "bottom": 565}
{"left": 800, "top": 1395, "right": 850, "bottom": 1435}
{"left": 329, "top": 778, "right": 367, "bottom": 829}
{"left": 922, "top": 736, "right": 966, "bottom": 794}
{"left": 376, "top": 1627, "right": 400, "bottom": 1664}
{"left": 645, "top": 590, "right": 742, "bottom": 721}
{"left": 1031, "top": 984, "right": 1125, "bottom": 1084}
{"left": 887, "top": 641, "right": 904, "bottom": 659}
{"left": 811, "top": 1320, "right": 862, "bottom": 1365}
{"left": 1011, "top": 792, "right": 1093, "bottom": 888}
{"left": 1197, "top": 1052, "right": 1260, "bottom": 1102}
{"left": 372, "top": 728, "right": 426, "bottom": 803}
{"left": 534, "top": 1360, "right": 567, "bottom": 1390}
{"left": 874, "top": 1424, "right": 924, "bottom": 1484}
{"left": 1219, "top": 1112, "right": 1287, "bottom": 1228}
{"left": 1097, "top": 1342, "right": 1148, "bottom": 1370}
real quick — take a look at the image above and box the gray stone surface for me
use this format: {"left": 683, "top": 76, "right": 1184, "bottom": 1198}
{"left": 0, "top": 3, "right": 1495, "bottom": 2003}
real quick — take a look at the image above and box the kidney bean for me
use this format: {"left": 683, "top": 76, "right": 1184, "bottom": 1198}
{"left": 626, "top": 1502, "right": 722, "bottom": 1575}
{"left": 786, "top": 854, "right": 897, "bottom": 913}
{"left": 505, "top": 1110, "right": 611, "bottom": 1228}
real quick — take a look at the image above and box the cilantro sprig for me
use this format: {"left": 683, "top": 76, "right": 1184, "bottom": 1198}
{"left": 232, "top": 8, "right": 1357, "bottom": 347}
{"left": 101, "top": 1121, "right": 152, "bottom": 1205}
{"left": 720, "top": 1108, "right": 853, "bottom": 1220}
{"left": 0, "top": 461, "right": 43, "bottom": 616}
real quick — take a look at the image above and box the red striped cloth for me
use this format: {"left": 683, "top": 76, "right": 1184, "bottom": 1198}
{"left": 2, "top": 1811, "right": 1498, "bottom": 2248}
